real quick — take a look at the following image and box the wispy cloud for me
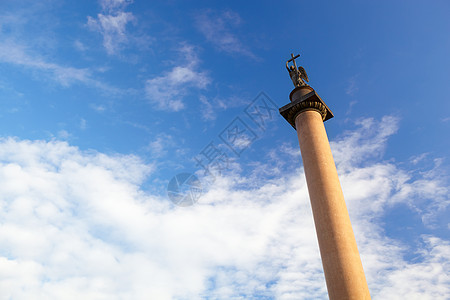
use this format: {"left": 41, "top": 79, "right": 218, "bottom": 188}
{"left": 80, "top": 118, "right": 87, "bottom": 130}
{"left": 194, "top": 9, "right": 256, "bottom": 59}
{"left": 346, "top": 75, "right": 359, "bottom": 96}
{"left": 0, "top": 40, "right": 90, "bottom": 87}
{"left": 410, "top": 152, "right": 429, "bottom": 165}
{"left": 87, "top": 11, "right": 136, "bottom": 56}
{"left": 57, "top": 129, "right": 71, "bottom": 140}
{"left": 100, "top": 0, "right": 134, "bottom": 12}
{"left": 73, "top": 40, "right": 88, "bottom": 52}
{"left": 331, "top": 115, "right": 399, "bottom": 171}
{"left": 87, "top": 0, "right": 150, "bottom": 57}
{"left": 146, "top": 133, "right": 174, "bottom": 158}
{"left": 0, "top": 9, "right": 126, "bottom": 94}
{"left": 145, "top": 45, "right": 210, "bottom": 111}
{"left": 0, "top": 40, "right": 126, "bottom": 96}
{"left": 199, "top": 95, "right": 246, "bottom": 121}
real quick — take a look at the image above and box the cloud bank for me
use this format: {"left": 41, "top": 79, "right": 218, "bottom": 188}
{"left": 0, "top": 117, "right": 448, "bottom": 299}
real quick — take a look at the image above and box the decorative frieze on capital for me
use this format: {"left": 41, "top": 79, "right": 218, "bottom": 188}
{"left": 289, "top": 100, "right": 327, "bottom": 123}
{"left": 279, "top": 89, "right": 333, "bottom": 130}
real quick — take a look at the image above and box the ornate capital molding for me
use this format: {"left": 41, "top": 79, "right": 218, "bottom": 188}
{"left": 279, "top": 89, "right": 333, "bottom": 130}
{"left": 290, "top": 100, "right": 328, "bottom": 123}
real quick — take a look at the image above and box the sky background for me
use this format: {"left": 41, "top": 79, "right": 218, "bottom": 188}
{"left": 0, "top": 0, "right": 449, "bottom": 299}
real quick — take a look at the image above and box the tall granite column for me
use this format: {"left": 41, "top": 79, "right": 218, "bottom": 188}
{"left": 280, "top": 85, "right": 371, "bottom": 299}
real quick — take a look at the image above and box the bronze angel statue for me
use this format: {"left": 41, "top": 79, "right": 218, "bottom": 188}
{"left": 286, "top": 53, "right": 309, "bottom": 87}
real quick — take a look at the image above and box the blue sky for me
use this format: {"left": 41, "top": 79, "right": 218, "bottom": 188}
{"left": 0, "top": 0, "right": 449, "bottom": 299}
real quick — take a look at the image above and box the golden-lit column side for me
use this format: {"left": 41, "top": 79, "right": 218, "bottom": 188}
{"left": 280, "top": 84, "right": 371, "bottom": 300}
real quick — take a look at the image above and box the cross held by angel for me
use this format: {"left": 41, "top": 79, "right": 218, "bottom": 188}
{"left": 286, "top": 53, "right": 309, "bottom": 87}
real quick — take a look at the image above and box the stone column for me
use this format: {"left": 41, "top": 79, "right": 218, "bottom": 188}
{"left": 280, "top": 86, "right": 371, "bottom": 300}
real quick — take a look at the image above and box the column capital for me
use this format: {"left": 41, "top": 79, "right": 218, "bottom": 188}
{"left": 279, "top": 86, "right": 334, "bottom": 129}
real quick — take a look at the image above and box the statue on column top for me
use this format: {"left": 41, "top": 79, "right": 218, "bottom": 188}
{"left": 286, "top": 53, "right": 309, "bottom": 87}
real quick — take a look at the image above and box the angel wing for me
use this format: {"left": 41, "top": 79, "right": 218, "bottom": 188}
{"left": 298, "top": 66, "right": 309, "bottom": 82}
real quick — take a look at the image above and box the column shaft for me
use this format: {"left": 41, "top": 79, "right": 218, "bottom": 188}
{"left": 295, "top": 110, "right": 371, "bottom": 300}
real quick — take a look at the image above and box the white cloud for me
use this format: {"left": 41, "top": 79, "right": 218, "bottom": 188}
{"left": 331, "top": 115, "right": 399, "bottom": 172}
{"left": 146, "top": 133, "right": 174, "bottom": 158}
{"left": 73, "top": 40, "right": 87, "bottom": 52}
{"left": 0, "top": 41, "right": 91, "bottom": 87}
{"left": 0, "top": 116, "right": 448, "bottom": 299}
{"left": 373, "top": 236, "right": 450, "bottom": 299}
{"left": 87, "top": 0, "right": 142, "bottom": 56}
{"left": 145, "top": 45, "right": 210, "bottom": 111}
{"left": 195, "top": 10, "right": 256, "bottom": 59}
{"left": 100, "top": 0, "right": 133, "bottom": 12}
{"left": 87, "top": 12, "right": 136, "bottom": 56}
{"left": 410, "top": 152, "right": 429, "bottom": 165}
